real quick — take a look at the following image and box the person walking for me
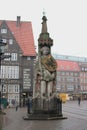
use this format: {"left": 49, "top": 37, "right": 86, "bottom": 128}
{"left": 78, "top": 96, "right": 81, "bottom": 105}
{"left": 15, "top": 101, "right": 18, "bottom": 111}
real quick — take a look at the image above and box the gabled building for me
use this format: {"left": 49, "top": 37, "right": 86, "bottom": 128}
{"left": 0, "top": 16, "right": 36, "bottom": 107}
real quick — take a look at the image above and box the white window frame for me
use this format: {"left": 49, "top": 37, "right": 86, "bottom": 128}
{"left": 4, "top": 53, "right": 11, "bottom": 61}
{"left": 1, "top": 66, "right": 19, "bottom": 79}
{"left": 11, "top": 53, "right": 17, "bottom": 61}
{"left": 2, "top": 39, "right": 7, "bottom": 43}
{"left": 27, "top": 56, "right": 31, "bottom": 60}
{"left": 9, "top": 39, "right": 13, "bottom": 45}
{"left": 1, "top": 29, "right": 7, "bottom": 33}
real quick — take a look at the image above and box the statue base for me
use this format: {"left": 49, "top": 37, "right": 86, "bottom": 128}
{"left": 23, "top": 97, "right": 67, "bottom": 120}
{"left": 23, "top": 113, "right": 67, "bottom": 120}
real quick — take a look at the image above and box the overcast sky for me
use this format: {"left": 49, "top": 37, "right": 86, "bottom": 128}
{"left": 0, "top": 0, "right": 87, "bottom": 57}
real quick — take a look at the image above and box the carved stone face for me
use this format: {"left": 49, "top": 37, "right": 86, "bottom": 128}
{"left": 41, "top": 46, "right": 50, "bottom": 55}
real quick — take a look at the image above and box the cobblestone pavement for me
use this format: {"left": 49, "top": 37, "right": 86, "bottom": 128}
{"left": 2, "top": 100, "right": 87, "bottom": 130}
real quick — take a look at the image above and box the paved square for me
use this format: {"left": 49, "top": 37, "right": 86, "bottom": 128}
{"left": 2, "top": 100, "right": 87, "bottom": 130}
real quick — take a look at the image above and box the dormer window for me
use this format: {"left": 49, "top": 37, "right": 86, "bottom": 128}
{"left": 9, "top": 39, "right": 13, "bottom": 44}
{"left": 1, "top": 28, "right": 7, "bottom": 33}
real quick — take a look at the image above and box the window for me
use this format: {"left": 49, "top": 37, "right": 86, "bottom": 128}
{"left": 85, "top": 68, "right": 87, "bottom": 71}
{"left": 61, "top": 72, "right": 65, "bottom": 75}
{"left": 66, "top": 72, "right": 69, "bottom": 76}
{"left": 74, "top": 73, "right": 78, "bottom": 76}
{"left": 70, "top": 72, "right": 73, "bottom": 76}
{"left": 57, "top": 77, "right": 61, "bottom": 81}
{"left": 3, "top": 86, "right": 6, "bottom": 92}
{"left": 11, "top": 53, "right": 17, "bottom": 61}
{"left": 82, "top": 67, "right": 85, "bottom": 71}
{"left": 57, "top": 85, "right": 61, "bottom": 91}
{"left": 8, "top": 85, "right": 13, "bottom": 93}
{"left": 67, "top": 77, "right": 74, "bottom": 82}
{"left": 67, "top": 84, "right": 74, "bottom": 90}
{"left": 27, "top": 57, "right": 31, "bottom": 60}
{"left": 57, "top": 72, "right": 60, "bottom": 75}
{"left": 8, "top": 85, "right": 19, "bottom": 93}
{"left": 9, "top": 39, "right": 13, "bottom": 44}
{"left": 1, "top": 29, "right": 7, "bottom": 33}
{"left": 1, "top": 66, "right": 19, "bottom": 79}
{"left": 2, "top": 39, "right": 7, "bottom": 43}
{"left": 4, "top": 53, "right": 11, "bottom": 61}
{"left": 15, "top": 85, "right": 19, "bottom": 93}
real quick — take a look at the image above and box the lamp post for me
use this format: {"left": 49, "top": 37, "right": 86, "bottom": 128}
{"left": 23, "top": 93, "right": 26, "bottom": 107}
{"left": 0, "top": 38, "right": 7, "bottom": 111}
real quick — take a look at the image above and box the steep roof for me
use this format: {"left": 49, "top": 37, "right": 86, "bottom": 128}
{"left": 56, "top": 60, "right": 80, "bottom": 71}
{"left": 0, "top": 19, "right": 36, "bottom": 56}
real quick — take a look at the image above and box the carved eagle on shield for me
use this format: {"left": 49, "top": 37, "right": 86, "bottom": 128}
{"left": 41, "top": 54, "right": 57, "bottom": 72}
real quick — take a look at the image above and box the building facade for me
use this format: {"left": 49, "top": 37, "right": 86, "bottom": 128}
{"left": 1, "top": 15, "right": 87, "bottom": 108}
{"left": 0, "top": 16, "right": 36, "bottom": 107}
{"left": 54, "top": 54, "right": 87, "bottom": 100}
{"left": 56, "top": 60, "right": 80, "bottom": 93}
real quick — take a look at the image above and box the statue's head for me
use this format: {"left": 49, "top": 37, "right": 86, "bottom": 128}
{"left": 41, "top": 46, "right": 50, "bottom": 56}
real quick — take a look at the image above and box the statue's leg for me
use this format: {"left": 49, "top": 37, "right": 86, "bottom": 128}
{"left": 47, "top": 81, "right": 53, "bottom": 97}
{"left": 41, "top": 81, "right": 46, "bottom": 97}
{"left": 41, "top": 81, "right": 46, "bottom": 109}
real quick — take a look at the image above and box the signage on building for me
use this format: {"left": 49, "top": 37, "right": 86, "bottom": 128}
{"left": 23, "top": 69, "right": 31, "bottom": 89}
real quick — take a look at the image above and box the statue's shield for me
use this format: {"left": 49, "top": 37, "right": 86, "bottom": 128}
{"left": 41, "top": 55, "right": 57, "bottom": 72}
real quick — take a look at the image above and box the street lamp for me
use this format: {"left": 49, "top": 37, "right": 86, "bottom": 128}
{"left": 23, "top": 93, "right": 26, "bottom": 107}
{"left": 0, "top": 37, "right": 7, "bottom": 111}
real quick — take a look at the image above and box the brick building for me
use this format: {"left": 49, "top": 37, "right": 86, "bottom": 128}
{"left": 54, "top": 54, "right": 87, "bottom": 100}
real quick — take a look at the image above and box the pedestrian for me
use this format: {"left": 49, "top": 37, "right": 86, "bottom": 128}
{"left": 7, "top": 101, "right": 9, "bottom": 108}
{"left": 15, "top": 101, "right": 18, "bottom": 111}
{"left": 78, "top": 96, "right": 81, "bottom": 105}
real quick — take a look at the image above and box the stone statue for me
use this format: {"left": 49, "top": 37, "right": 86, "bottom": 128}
{"left": 33, "top": 15, "right": 57, "bottom": 100}
{"left": 34, "top": 46, "right": 57, "bottom": 99}
{"left": 24, "top": 14, "right": 63, "bottom": 120}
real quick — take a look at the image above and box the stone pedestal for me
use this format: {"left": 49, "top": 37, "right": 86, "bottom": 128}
{"left": 23, "top": 97, "right": 67, "bottom": 120}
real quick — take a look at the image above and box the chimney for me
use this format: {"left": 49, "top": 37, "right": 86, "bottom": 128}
{"left": 16, "top": 16, "right": 21, "bottom": 27}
